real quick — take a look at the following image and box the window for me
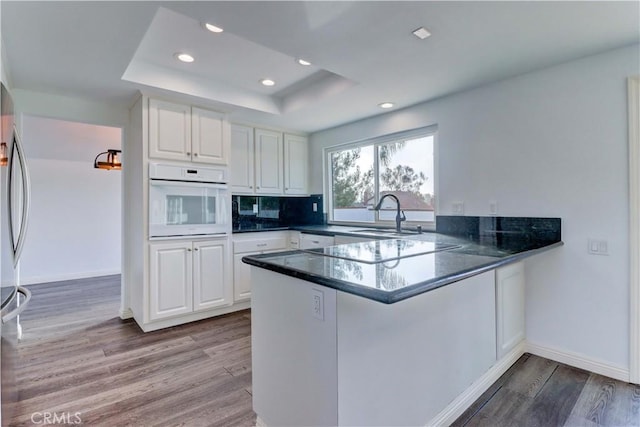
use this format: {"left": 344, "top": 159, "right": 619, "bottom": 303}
{"left": 326, "top": 127, "right": 436, "bottom": 226}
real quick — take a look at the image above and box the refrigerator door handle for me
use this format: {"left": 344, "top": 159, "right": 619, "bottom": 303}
{"left": 8, "top": 125, "right": 31, "bottom": 267}
{"left": 1, "top": 286, "right": 32, "bottom": 323}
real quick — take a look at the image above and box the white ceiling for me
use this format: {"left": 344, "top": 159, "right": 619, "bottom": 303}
{"left": 2, "top": 1, "right": 639, "bottom": 133}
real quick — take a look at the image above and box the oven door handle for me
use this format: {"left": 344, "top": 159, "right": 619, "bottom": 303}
{"left": 149, "top": 179, "right": 228, "bottom": 190}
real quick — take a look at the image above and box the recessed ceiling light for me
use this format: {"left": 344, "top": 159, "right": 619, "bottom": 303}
{"left": 379, "top": 102, "right": 394, "bottom": 109}
{"left": 412, "top": 27, "right": 431, "bottom": 40}
{"left": 204, "top": 23, "right": 224, "bottom": 33}
{"left": 175, "top": 53, "right": 195, "bottom": 63}
{"left": 260, "top": 79, "right": 275, "bottom": 87}
{"left": 297, "top": 58, "right": 311, "bottom": 66}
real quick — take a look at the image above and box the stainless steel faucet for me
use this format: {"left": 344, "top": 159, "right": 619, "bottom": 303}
{"left": 373, "top": 194, "right": 406, "bottom": 233}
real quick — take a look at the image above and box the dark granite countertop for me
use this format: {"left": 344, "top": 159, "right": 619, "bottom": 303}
{"left": 241, "top": 217, "right": 563, "bottom": 304}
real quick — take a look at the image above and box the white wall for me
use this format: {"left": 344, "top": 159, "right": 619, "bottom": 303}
{"left": 310, "top": 44, "right": 640, "bottom": 371}
{"left": 19, "top": 115, "right": 121, "bottom": 284}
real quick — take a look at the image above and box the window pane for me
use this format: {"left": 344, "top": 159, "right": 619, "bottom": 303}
{"left": 376, "top": 136, "right": 435, "bottom": 223}
{"left": 330, "top": 145, "right": 375, "bottom": 222}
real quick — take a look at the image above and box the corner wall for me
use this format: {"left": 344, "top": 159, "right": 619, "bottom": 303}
{"left": 309, "top": 44, "right": 640, "bottom": 371}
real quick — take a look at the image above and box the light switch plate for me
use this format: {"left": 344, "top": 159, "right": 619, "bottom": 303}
{"left": 311, "top": 289, "right": 324, "bottom": 320}
{"left": 588, "top": 239, "right": 609, "bottom": 255}
{"left": 252, "top": 204, "right": 259, "bottom": 214}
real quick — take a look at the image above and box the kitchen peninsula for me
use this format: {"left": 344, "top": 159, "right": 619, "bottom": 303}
{"left": 243, "top": 216, "right": 562, "bottom": 426}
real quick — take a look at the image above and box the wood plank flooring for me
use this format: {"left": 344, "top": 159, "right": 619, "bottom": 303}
{"left": 12, "top": 275, "right": 640, "bottom": 426}
{"left": 452, "top": 353, "right": 640, "bottom": 427}
{"left": 12, "top": 275, "right": 256, "bottom": 426}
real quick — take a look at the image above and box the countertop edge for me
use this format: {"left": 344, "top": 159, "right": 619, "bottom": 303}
{"left": 242, "top": 241, "right": 564, "bottom": 304}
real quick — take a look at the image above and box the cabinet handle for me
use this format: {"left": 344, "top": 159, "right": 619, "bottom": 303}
{"left": 256, "top": 187, "right": 260, "bottom": 189}
{"left": 257, "top": 243, "right": 268, "bottom": 247}
{"left": 312, "top": 240, "right": 320, "bottom": 244}
{"left": 194, "top": 247, "right": 199, "bottom": 251}
{"left": 249, "top": 186, "right": 253, "bottom": 189}
{"left": 187, "top": 248, "right": 192, "bottom": 252}
{"left": 194, "top": 153, "right": 198, "bottom": 156}
{"left": 186, "top": 152, "right": 191, "bottom": 156}
{"left": 285, "top": 188, "right": 289, "bottom": 190}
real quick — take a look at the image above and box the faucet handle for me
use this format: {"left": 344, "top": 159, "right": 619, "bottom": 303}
{"left": 400, "top": 210, "right": 406, "bottom": 222}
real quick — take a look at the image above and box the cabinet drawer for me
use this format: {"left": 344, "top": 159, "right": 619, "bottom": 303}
{"left": 234, "top": 237, "right": 288, "bottom": 254}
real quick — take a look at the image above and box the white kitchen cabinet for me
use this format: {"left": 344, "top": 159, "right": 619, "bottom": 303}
{"left": 193, "top": 239, "right": 232, "bottom": 311}
{"left": 149, "top": 99, "right": 229, "bottom": 165}
{"left": 149, "top": 238, "right": 231, "bottom": 321}
{"left": 299, "top": 233, "right": 335, "bottom": 249}
{"left": 334, "top": 235, "right": 375, "bottom": 245}
{"left": 284, "top": 134, "right": 308, "bottom": 195}
{"left": 230, "top": 125, "right": 307, "bottom": 196}
{"left": 191, "top": 107, "right": 229, "bottom": 165}
{"left": 289, "top": 231, "right": 300, "bottom": 249}
{"left": 255, "top": 128, "right": 284, "bottom": 194}
{"left": 496, "top": 261, "right": 525, "bottom": 358}
{"left": 230, "top": 124, "right": 255, "bottom": 193}
{"left": 149, "top": 241, "right": 193, "bottom": 320}
{"left": 149, "top": 99, "right": 191, "bottom": 162}
{"left": 233, "top": 233, "right": 289, "bottom": 302}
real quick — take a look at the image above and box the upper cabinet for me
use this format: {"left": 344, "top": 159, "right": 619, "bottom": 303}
{"left": 230, "top": 124, "right": 255, "bottom": 193}
{"left": 191, "top": 107, "right": 229, "bottom": 165}
{"left": 231, "top": 124, "right": 308, "bottom": 196}
{"left": 149, "top": 99, "right": 229, "bottom": 166}
{"left": 284, "top": 134, "right": 309, "bottom": 195}
{"left": 255, "top": 128, "right": 284, "bottom": 194}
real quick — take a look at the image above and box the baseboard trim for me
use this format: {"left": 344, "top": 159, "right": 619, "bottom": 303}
{"left": 255, "top": 416, "right": 268, "bottom": 427}
{"left": 525, "top": 341, "right": 629, "bottom": 383}
{"left": 426, "top": 341, "right": 526, "bottom": 427}
{"left": 119, "top": 308, "right": 133, "bottom": 319}
{"left": 21, "top": 270, "right": 121, "bottom": 286}
{"left": 135, "top": 301, "right": 251, "bottom": 332}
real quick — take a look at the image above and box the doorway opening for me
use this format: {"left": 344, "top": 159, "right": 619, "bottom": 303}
{"left": 17, "top": 115, "right": 122, "bottom": 339}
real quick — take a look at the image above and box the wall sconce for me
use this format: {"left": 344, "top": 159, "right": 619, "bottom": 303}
{"left": 0, "top": 142, "right": 7, "bottom": 166}
{"left": 94, "top": 149, "right": 121, "bottom": 170}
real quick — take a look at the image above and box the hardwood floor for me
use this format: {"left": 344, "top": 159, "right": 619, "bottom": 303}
{"left": 12, "top": 275, "right": 256, "bottom": 426}
{"left": 452, "top": 353, "right": 640, "bottom": 427}
{"left": 12, "top": 275, "right": 640, "bottom": 426}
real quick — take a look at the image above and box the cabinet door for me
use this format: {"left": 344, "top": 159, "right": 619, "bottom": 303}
{"left": 299, "top": 233, "right": 335, "bottom": 249}
{"left": 149, "top": 99, "right": 191, "bottom": 161}
{"left": 192, "top": 108, "right": 229, "bottom": 165}
{"left": 284, "top": 134, "right": 308, "bottom": 195}
{"left": 255, "top": 128, "right": 283, "bottom": 194}
{"left": 230, "top": 124, "right": 255, "bottom": 193}
{"left": 193, "top": 239, "right": 232, "bottom": 311}
{"left": 149, "top": 241, "right": 193, "bottom": 320}
{"left": 234, "top": 251, "right": 258, "bottom": 302}
{"left": 496, "top": 261, "right": 525, "bottom": 358}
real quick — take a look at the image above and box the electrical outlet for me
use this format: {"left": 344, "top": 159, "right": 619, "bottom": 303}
{"left": 489, "top": 201, "right": 498, "bottom": 215}
{"left": 252, "top": 204, "right": 259, "bottom": 214}
{"left": 312, "top": 202, "right": 318, "bottom": 212}
{"left": 312, "top": 289, "right": 324, "bottom": 320}
{"left": 452, "top": 201, "right": 464, "bottom": 214}
{"left": 588, "top": 239, "right": 609, "bottom": 255}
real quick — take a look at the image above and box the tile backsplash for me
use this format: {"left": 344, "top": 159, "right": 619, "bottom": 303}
{"left": 232, "top": 194, "right": 324, "bottom": 229}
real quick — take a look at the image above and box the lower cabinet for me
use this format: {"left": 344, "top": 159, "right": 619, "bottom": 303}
{"left": 299, "top": 233, "right": 335, "bottom": 249}
{"left": 495, "top": 261, "right": 525, "bottom": 358}
{"left": 149, "top": 238, "right": 232, "bottom": 321}
{"left": 233, "top": 233, "right": 289, "bottom": 303}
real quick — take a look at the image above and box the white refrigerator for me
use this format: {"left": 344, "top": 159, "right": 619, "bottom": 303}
{"left": 0, "top": 82, "right": 32, "bottom": 426}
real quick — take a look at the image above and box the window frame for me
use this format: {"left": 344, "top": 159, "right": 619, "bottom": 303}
{"left": 324, "top": 125, "right": 438, "bottom": 230}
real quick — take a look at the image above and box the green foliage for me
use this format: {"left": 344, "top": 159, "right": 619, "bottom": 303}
{"left": 331, "top": 148, "right": 365, "bottom": 208}
{"left": 381, "top": 165, "right": 427, "bottom": 194}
